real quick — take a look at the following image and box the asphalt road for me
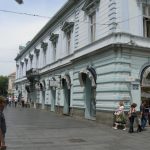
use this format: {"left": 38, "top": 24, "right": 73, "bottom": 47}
{"left": 3, "top": 106, "right": 150, "bottom": 150}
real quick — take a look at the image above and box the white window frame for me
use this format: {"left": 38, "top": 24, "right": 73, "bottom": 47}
{"left": 66, "top": 30, "right": 71, "bottom": 54}
{"left": 52, "top": 41, "right": 57, "bottom": 61}
{"left": 143, "top": 4, "right": 150, "bottom": 37}
{"left": 89, "top": 12, "right": 96, "bottom": 42}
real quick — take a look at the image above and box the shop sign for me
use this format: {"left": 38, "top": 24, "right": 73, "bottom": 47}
{"left": 49, "top": 80, "right": 60, "bottom": 88}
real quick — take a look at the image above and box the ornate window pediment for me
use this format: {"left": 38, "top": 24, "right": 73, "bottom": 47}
{"left": 82, "top": 0, "right": 100, "bottom": 14}
{"left": 16, "top": 63, "right": 19, "bottom": 67}
{"left": 61, "top": 22, "right": 74, "bottom": 32}
{"left": 34, "top": 48, "right": 40, "bottom": 55}
{"left": 20, "top": 61, "right": 24, "bottom": 66}
{"left": 24, "top": 58, "right": 28, "bottom": 63}
{"left": 29, "top": 53, "right": 33, "bottom": 60}
{"left": 137, "top": 0, "right": 150, "bottom": 5}
{"left": 49, "top": 33, "right": 59, "bottom": 43}
{"left": 41, "top": 42, "right": 48, "bottom": 51}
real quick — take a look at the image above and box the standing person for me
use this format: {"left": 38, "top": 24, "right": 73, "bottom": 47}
{"left": 21, "top": 97, "right": 25, "bottom": 108}
{"left": 140, "top": 100, "right": 147, "bottom": 130}
{"left": 113, "top": 101, "right": 126, "bottom": 130}
{"left": 8, "top": 96, "right": 12, "bottom": 107}
{"left": 128, "top": 103, "right": 141, "bottom": 133}
{"left": 14, "top": 96, "right": 18, "bottom": 108}
{"left": 0, "top": 96, "right": 7, "bottom": 150}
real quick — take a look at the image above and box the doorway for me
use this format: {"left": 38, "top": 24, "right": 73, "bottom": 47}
{"left": 82, "top": 73, "right": 96, "bottom": 120}
{"left": 50, "top": 87, "right": 56, "bottom": 112}
{"left": 62, "top": 76, "right": 71, "bottom": 115}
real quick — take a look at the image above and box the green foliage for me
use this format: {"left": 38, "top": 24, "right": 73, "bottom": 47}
{"left": 0, "top": 75, "right": 8, "bottom": 96}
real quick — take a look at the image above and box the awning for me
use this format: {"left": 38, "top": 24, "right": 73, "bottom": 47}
{"left": 79, "top": 67, "right": 97, "bottom": 88}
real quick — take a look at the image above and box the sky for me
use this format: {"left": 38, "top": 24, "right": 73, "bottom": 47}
{"left": 0, "top": 0, "right": 68, "bottom": 76}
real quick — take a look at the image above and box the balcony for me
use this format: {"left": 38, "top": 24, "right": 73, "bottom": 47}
{"left": 26, "top": 68, "right": 39, "bottom": 82}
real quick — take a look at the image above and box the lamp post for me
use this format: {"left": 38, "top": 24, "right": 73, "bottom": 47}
{"left": 15, "top": 0, "right": 23, "bottom": 4}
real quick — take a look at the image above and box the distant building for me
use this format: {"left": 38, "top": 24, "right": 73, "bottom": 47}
{"left": 15, "top": 0, "right": 150, "bottom": 123}
{"left": 8, "top": 72, "right": 16, "bottom": 96}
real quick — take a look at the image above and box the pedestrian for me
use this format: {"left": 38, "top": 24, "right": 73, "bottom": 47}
{"left": 8, "top": 96, "right": 12, "bottom": 107}
{"left": 0, "top": 96, "right": 7, "bottom": 150}
{"left": 113, "top": 101, "right": 126, "bottom": 130}
{"left": 21, "top": 97, "right": 25, "bottom": 108}
{"left": 14, "top": 96, "right": 18, "bottom": 108}
{"left": 128, "top": 103, "right": 141, "bottom": 133}
{"left": 140, "top": 100, "right": 148, "bottom": 130}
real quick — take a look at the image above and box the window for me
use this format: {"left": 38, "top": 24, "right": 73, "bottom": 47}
{"left": 61, "top": 22, "right": 74, "bottom": 55}
{"left": 43, "top": 51, "right": 46, "bottom": 66}
{"left": 49, "top": 33, "right": 59, "bottom": 61}
{"left": 24, "top": 58, "right": 28, "bottom": 72}
{"left": 66, "top": 30, "right": 71, "bottom": 54}
{"left": 143, "top": 4, "right": 150, "bottom": 37}
{"left": 41, "top": 42, "right": 48, "bottom": 66}
{"left": 34, "top": 48, "right": 40, "bottom": 68}
{"left": 52, "top": 41, "right": 56, "bottom": 61}
{"left": 82, "top": 0, "right": 100, "bottom": 42}
{"left": 89, "top": 12, "right": 96, "bottom": 42}
{"left": 21, "top": 61, "right": 24, "bottom": 77}
{"left": 29, "top": 54, "right": 33, "bottom": 69}
{"left": 36, "top": 54, "right": 39, "bottom": 68}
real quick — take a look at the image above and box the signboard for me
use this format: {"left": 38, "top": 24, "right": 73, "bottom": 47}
{"left": 132, "top": 84, "right": 139, "bottom": 90}
{"left": 49, "top": 80, "right": 60, "bottom": 88}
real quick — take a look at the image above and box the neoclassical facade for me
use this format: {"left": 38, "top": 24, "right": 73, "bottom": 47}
{"left": 15, "top": 0, "right": 150, "bottom": 123}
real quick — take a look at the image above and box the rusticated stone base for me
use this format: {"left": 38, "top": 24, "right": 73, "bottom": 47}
{"left": 55, "top": 106, "right": 64, "bottom": 114}
{"left": 96, "top": 111, "right": 114, "bottom": 126}
{"left": 70, "top": 107, "right": 85, "bottom": 120}
{"left": 45, "top": 105, "right": 51, "bottom": 110}
{"left": 36, "top": 103, "right": 42, "bottom": 109}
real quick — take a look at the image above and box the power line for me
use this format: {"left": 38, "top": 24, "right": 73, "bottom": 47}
{"left": 0, "top": 9, "right": 50, "bottom": 19}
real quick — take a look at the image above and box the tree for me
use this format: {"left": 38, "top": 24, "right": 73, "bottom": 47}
{"left": 0, "top": 76, "right": 8, "bottom": 96}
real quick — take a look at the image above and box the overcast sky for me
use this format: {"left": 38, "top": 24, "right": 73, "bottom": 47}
{"left": 0, "top": 0, "right": 67, "bottom": 76}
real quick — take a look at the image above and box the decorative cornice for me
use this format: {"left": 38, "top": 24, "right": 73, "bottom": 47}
{"left": 49, "top": 33, "right": 59, "bottom": 43}
{"left": 41, "top": 42, "right": 48, "bottom": 51}
{"left": 61, "top": 22, "right": 74, "bottom": 32}
{"left": 14, "top": 0, "right": 80, "bottom": 60}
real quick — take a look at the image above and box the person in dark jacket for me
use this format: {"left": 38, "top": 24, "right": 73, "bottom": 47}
{"left": 140, "top": 101, "right": 148, "bottom": 130}
{"left": 0, "top": 96, "right": 6, "bottom": 150}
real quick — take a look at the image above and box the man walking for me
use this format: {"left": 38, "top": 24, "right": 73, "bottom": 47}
{"left": 140, "top": 100, "right": 147, "bottom": 130}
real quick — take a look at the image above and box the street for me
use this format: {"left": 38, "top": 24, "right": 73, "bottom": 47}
{"left": 4, "top": 107, "right": 150, "bottom": 150}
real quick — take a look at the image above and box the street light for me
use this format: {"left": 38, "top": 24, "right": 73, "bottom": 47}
{"left": 15, "top": 0, "right": 23, "bottom": 4}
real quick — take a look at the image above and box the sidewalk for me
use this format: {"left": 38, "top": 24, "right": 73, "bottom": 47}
{"left": 4, "top": 107, "right": 150, "bottom": 150}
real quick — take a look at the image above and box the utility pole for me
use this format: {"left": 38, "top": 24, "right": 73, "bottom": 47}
{"left": 15, "top": 0, "right": 23, "bottom": 4}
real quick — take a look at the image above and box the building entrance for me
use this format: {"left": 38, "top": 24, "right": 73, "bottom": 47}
{"left": 141, "top": 66, "right": 150, "bottom": 108}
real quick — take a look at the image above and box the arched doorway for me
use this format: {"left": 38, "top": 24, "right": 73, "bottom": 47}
{"left": 62, "top": 75, "right": 71, "bottom": 115}
{"left": 40, "top": 81, "right": 46, "bottom": 109}
{"left": 141, "top": 66, "right": 150, "bottom": 107}
{"left": 79, "top": 67, "right": 97, "bottom": 120}
{"left": 50, "top": 87, "right": 56, "bottom": 112}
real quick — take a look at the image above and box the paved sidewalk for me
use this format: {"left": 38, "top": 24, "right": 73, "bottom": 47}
{"left": 4, "top": 107, "right": 150, "bottom": 150}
